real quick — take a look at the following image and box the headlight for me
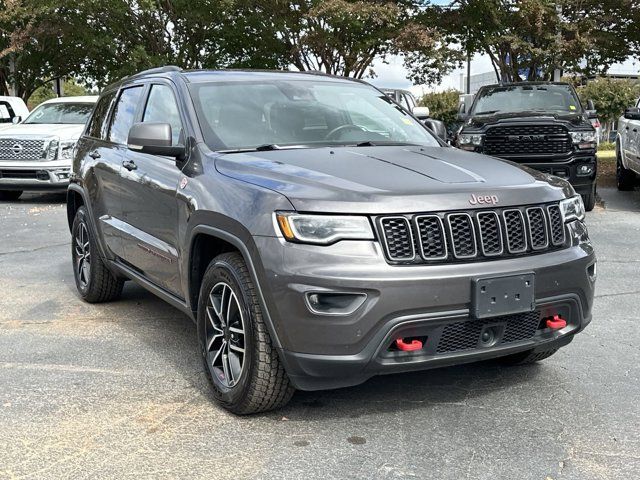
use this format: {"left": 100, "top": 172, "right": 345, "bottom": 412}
{"left": 560, "top": 195, "right": 585, "bottom": 223}
{"left": 569, "top": 131, "right": 596, "bottom": 145}
{"left": 458, "top": 133, "right": 484, "bottom": 146}
{"left": 276, "top": 212, "right": 374, "bottom": 245}
{"left": 59, "top": 141, "right": 76, "bottom": 160}
{"left": 46, "top": 139, "right": 59, "bottom": 160}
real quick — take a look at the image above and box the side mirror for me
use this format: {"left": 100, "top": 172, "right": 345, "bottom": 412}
{"left": 585, "top": 109, "right": 598, "bottom": 119}
{"left": 457, "top": 103, "right": 467, "bottom": 121}
{"left": 127, "top": 122, "right": 185, "bottom": 158}
{"left": 624, "top": 107, "right": 640, "bottom": 120}
{"left": 412, "top": 106, "right": 430, "bottom": 119}
{"left": 11, "top": 116, "right": 21, "bottom": 124}
{"left": 586, "top": 99, "right": 595, "bottom": 111}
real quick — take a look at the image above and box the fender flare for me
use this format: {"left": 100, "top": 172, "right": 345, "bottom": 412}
{"left": 187, "top": 224, "right": 283, "bottom": 349}
{"left": 66, "top": 184, "right": 111, "bottom": 261}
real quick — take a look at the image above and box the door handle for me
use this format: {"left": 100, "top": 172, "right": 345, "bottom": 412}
{"left": 89, "top": 150, "right": 101, "bottom": 159}
{"left": 626, "top": 126, "right": 630, "bottom": 130}
{"left": 634, "top": 129, "right": 638, "bottom": 133}
{"left": 122, "top": 159, "right": 137, "bottom": 171}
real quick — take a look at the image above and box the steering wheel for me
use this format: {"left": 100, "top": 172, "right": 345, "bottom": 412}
{"left": 325, "top": 124, "right": 367, "bottom": 140}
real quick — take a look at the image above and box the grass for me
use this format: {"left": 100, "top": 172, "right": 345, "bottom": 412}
{"left": 597, "top": 149, "right": 616, "bottom": 187}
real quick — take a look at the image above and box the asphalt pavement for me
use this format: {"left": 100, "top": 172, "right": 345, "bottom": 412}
{"left": 0, "top": 188, "right": 638, "bottom": 480}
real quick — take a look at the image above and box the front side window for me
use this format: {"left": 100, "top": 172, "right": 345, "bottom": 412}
{"left": 472, "top": 84, "right": 583, "bottom": 115}
{"left": 108, "top": 86, "right": 143, "bottom": 144}
{"left": 87, "top": 92, "right": 116, "bottom": 139}
{"left": 189, "top": 80, "right": 439, "bottom": 152}
{"left": 142, "top": 84, "right": 183, "bottom": 145}
{"left": 23, "top": 102, "right": 94, "bottom": 125}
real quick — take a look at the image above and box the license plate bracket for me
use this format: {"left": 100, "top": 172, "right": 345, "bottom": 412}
{"left": 473, "top": 273, "right": 535, "bottom": 319}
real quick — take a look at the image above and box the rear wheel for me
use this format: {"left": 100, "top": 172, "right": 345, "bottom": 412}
{"left": 71, "top": 206, "right": 124, "bottom": 302}
{"left": 198, "top": 252, "right": 294, "bottom": 414}
{"left": 497, "top": 348, "right": 558, "bottom": 366}
{"left": 617, "top": 149, "right": 636, "bottom": 191}
{"left": 0, "top": 190, "right": 23, "bottom": 201}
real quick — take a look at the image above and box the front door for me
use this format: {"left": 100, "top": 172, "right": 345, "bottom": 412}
{"left": 117, "top": 83, "right": 186, "bottom": 297}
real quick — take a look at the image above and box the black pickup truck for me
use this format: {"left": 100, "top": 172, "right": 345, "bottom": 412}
{"left": 456, "top": 82, "right": 598, "bottom": 210}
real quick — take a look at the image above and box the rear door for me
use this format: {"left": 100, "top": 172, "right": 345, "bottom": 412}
{"left": 117, "top": 82, "right": 186, "bottom": 297}
{"left": 94, "top": 84, "right": 146, "bottom": 260}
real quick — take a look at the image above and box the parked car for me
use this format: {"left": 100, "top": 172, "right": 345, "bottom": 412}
{"left": 455, "top": 82, "right": 598, "bottom": 211}
{"left": 0, "top": 96, "right": 29, "bottom": 129}
{"left": 615, "top": 99, "right": 640, "bottom": 190}
{"left": 0, "top": 96, "right": 97, "bottom": 200}
{"left": 382, "top": 88, "right": 447, "bottom": 141}
{"left": 68, "top": 68, "right": 596, "bottom": 414}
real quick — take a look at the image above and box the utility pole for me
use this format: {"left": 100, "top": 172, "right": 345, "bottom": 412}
{"left": 466, "top": 52, "right": 471, "bottom": 94}
{"left": 553, "top": 3, "right": 562, "bottom": 82}
{"left": 53, "top": 78, "right": 64, "bottom": 97}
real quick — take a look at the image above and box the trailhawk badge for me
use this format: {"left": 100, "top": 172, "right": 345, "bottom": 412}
{"left": 469, "top": 193, "right": 499, "bottom": 205}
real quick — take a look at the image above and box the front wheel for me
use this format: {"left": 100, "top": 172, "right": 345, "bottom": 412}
{"left": 0, "top": 190, "right": 23, "bottom": 201}
{"left": 617, "top": 150, "right": 636, "bottom": 191}
{"left": 581, "top": 183, "right": 596, "bottom": 212}
{"left": 198, "top": 252, "right": 294, "bottom": 414}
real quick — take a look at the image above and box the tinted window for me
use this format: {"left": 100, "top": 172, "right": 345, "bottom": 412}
{"left": 142, "top": 85, "right": 183, "bottom": 145}
{"left": 87, "top": 92, "right": 115, "bottom": 139}
{"left": 472, "top": 84, "right": 582, "bottom": 115}
{"left": 108, "top": 86, "right": 143, "bottom": 144}
{"left": 23, "top": 103, "right": 94, "bottom": 124}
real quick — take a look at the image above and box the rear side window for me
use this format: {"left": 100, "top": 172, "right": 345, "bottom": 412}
{"left": 87, "top": 92, "right": 115, "bottom": 139}
{"left": 142, "top": 84, "right": 183, "bottom": 145}
{"left": 108, "top": 86, "right": 143, "bottom": 144}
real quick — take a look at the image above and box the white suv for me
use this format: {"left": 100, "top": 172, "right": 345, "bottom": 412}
{"left": 0, "top": 96, "right": 97, "bottom": 200}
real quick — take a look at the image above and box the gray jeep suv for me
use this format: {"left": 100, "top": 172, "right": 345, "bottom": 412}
{"left": 67, "top": 67, "right": 596, "bottom": 414}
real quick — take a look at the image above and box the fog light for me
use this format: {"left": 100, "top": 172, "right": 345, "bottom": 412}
{"left": 305, "top": 292, "right": 367, "bottom": 315}
{"left": 56, "top": 172, "right": 70, "bottom": 180}
{"left": 577, "top": 164, "right": 594, "bottom": 176}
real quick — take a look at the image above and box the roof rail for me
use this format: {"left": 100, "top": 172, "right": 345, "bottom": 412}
{"left": 131, "top": 65, "right": 183, "bottom": 77}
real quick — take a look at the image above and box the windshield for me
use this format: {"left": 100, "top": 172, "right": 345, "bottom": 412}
{"left": 189, "top": 79, "right": 439, "bottom": 151}
{"left": 23, "top": 102, "right": 94, "bottom": 125}
{"left": 472, "top": 84, "right": 582, "bottom": 115}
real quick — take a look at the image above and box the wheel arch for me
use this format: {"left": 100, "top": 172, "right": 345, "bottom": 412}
{"left": 66, "top": 186, "right": 85, "bottom": 232}
{"left": 186, "top": 225, "right": 283, "bottom": 349}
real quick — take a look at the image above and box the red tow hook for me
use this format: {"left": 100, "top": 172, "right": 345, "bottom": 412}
{"left": 546, "top": 315, "right": 567, "bottom": 330}
{"left": 395, "top": 338, "right": 423, "bottom": 352}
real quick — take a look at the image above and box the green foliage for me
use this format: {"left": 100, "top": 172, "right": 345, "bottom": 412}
{"left": 27, "top": 80, "right": 89, "bottom": 109}
{"left": 415, "top": 0, "right": 639, "bottom": 83}
{"left": 578, "top": 78, "right": 640, "bottom": 130}
{"left": 419, "top": 89, "right": 460, "bottom": 126}
{"left": 598, "top": 141, "right": 615, "bottom": 151}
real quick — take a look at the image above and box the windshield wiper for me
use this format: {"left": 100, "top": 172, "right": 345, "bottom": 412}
{"left": 354, "top": 141, "right": 422, "bottom": 147}
{"left": 474, "top": 110, "right": 500, "bottom": 115}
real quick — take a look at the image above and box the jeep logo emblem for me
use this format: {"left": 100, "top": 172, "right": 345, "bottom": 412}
{"left": 469, "top": 193, "right": 499, "bottom": 205}
{"left": 11, "top": 143, "right": 23, "bottom": 155}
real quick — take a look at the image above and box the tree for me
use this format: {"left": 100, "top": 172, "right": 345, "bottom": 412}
{"left": 415, "top": 0, "right": 637, "bottom": 83}
{"left": 27, "top": 79, "right": 89, "bottom": 108}
{"left": 419, "top": 89, "right": 460, "bottom": 127}
{"left": 579, "top": 78, "right": 640, "bottom": 139}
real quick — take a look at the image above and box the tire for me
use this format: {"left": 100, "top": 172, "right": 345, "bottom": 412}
{"left": 616, "top": 149, "right": 636, "bottom": 191}
{"left": 71, "top": 206, "right": 124, "bottom": 303}
{"left": 198, "top": 252, "right": 294, "bottom": 414}
{"left": 0, "top": 190, "right": 23, "bottom": 201}
{"left": 497, "top": 348, "right": 558, "bottom": 366}
{"left": 581, "top": 184, "right": 596, "bottom": 212}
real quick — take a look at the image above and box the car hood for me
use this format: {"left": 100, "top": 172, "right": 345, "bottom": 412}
{"left": 0, "top": 123, "right": 84, "bottom": 141}
{"left": 467, "top": 111, "right": 589, "bottom": 129}
{"left": 215, "top": 146, "right": 573, "bottom": 214}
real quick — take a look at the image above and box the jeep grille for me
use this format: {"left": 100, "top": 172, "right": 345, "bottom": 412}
{"left": 377, "top": 202, "right": 567, "bottom": 264}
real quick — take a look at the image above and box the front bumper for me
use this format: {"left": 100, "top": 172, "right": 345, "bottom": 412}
{"left": 0, "top": 160, "right": 71, "bottom": 190}
{"left": 254, "top": 221, "right": 595, "bottom": 391}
